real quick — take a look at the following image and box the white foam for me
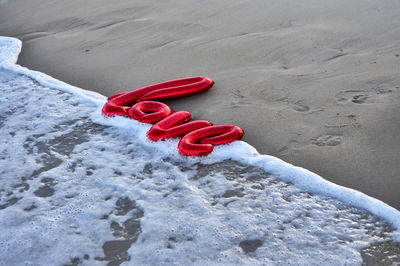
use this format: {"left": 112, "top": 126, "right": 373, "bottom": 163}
{"left": 0, "top": 37, "right": 106, "bottom": 107}
{"left": 0, "top": 37, "right": 21, "bottom": 65}
{"left": 1, "top": 36, "right": 399, "bottom": 264}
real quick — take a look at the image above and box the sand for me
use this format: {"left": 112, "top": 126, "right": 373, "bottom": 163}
{"left": 1, "top": 0, "right": 399, "bottom": 210}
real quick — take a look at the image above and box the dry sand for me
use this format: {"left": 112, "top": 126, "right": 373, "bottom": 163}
{"left": 1, "top": 0, "right": 399, "bottom": 209}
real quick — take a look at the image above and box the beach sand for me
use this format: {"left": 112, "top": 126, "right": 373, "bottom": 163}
{"left": 1, "top": 0, "right": 399, "bottom": 209}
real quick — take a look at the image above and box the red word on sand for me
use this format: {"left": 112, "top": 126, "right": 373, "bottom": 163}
{"left": 102, "top": 77, "right": 244, "bottom": 156}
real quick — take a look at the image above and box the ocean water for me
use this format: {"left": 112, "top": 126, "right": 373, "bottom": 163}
{"left": 0, "top": 36, "right": 399, "bottom": 265}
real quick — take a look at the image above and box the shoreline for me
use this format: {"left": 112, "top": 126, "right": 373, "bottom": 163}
{"left": 1, "top": 0, "right": 400, "bottom": 210}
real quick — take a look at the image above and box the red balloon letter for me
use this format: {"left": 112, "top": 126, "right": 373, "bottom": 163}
{"left": 148, "top": 111, "right": 212, "bottom": 141}
{"left": 102, "top": 77, "right": 214, "bottom": 117}
{"left": 178, "top": 125, "right": 244, "bottom": 156}
{"left": 128, "top": 101, "right": 173, "bottom": 124}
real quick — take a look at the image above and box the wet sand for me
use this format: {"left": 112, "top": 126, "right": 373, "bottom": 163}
{"left": 1, "top": 0, "right": 399, "bottom": 209}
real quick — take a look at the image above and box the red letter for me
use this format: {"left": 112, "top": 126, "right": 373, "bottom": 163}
{"left": 179, "top": 125, "right": 244, "bottom": 156}
{"left": 148, "top": 111, "right": 212, "bottom": 141}
{"left": 128, "top": 101, "right": 173, "bottom": 124}
{"left": 102, "top": 77, "right": 214, "bottom": 117}
{"left": 137, "top": 77, "right": 214, "bottom": 102}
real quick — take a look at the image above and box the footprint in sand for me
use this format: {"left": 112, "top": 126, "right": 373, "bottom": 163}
{"left": 324, "top": 114, "right": 360, "bottom": 129}
{"left": 336, "top": 90, "right": 369, "bottom": 104}
{"left": 277, "top": 140, "right": 301, "bottom": 156}
{"left": 231, "top": 89, "right": 248, "bottom": 108}
{"left": 336, "top": 86, "right": 395, "bottom": 104}
{"left": 311, "top": 135, "right": 342, "bottom": 147}
{"left": 351, "top": 94, "right": 369, "bottom": 104}
{"left": 290, "top": 100, "right": 310, "bottom": 112}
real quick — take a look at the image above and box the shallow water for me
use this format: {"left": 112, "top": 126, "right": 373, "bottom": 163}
{"left": 0, "top": 70, "right": 399, "bottom": 265}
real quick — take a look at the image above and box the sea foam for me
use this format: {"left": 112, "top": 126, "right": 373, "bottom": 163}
{"left": 0, "top": 36, "right": 399, "bottom": 265}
